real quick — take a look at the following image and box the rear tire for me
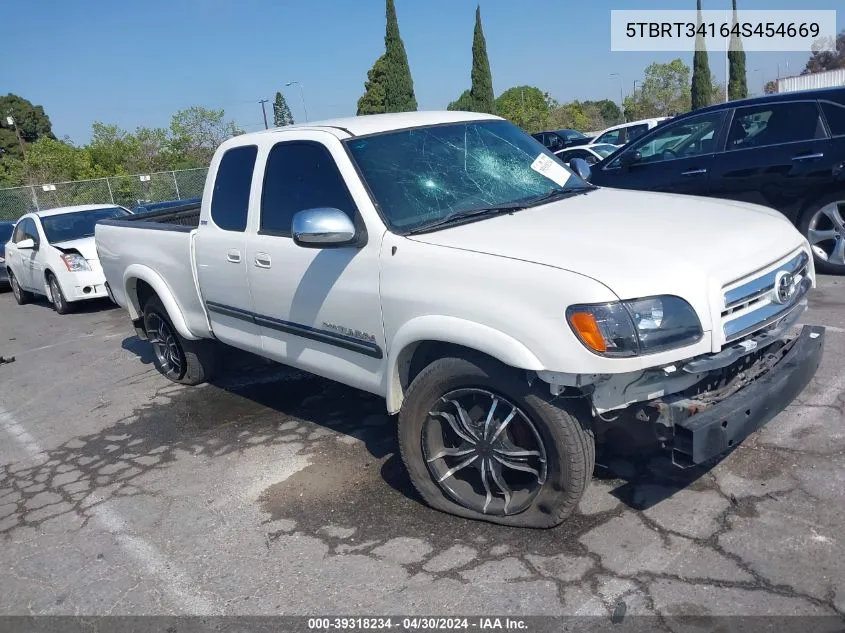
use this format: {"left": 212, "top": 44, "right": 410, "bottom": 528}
{"left": 9, "top": 272, "right": 32, "bottom": 305}
{"left": 799, "top": 195, "right": 845, "bottom": 275}
{"left": 142, "top": 295, "right": 216, "bottom": 385}
{"left": 398, "top": 355, "right": 595, "bottom": 528}
{"left": 48, "top": 274, "right": 73, "bottom": 315}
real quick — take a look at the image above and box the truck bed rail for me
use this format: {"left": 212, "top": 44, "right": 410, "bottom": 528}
{"left": 99, "top": 202, "right": 201, "bottom": 233}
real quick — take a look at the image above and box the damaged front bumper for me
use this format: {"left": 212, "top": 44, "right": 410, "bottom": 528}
{"left": 665, "top": 324, "right": 824, "bottom": 467}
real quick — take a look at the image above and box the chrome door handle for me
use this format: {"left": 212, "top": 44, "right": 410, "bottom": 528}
{"left": 792, "top": 152, "right": 824, "bottom": 161}
{"left": 226, "top": 249, "right": 241, "bottom": 263}
{"left": 682, "top": 168, "right": 708, "bottom": 176}
{"left": 254, "top": 253, "right": 272, "bottom": 268}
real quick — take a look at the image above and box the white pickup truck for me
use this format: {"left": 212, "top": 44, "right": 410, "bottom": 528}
{"left": 96, "top": 111, "right": 825, "bottom": 528}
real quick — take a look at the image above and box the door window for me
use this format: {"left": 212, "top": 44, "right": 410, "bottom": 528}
{"left": 16, "top": 218, "right": 39, "bottom": 244}
{"left": 260, "top": 141, "right": 357, "bottom": 236}
{"left": 625, "top": 124, "right": 649, "bottom": 143}
{"left": 596, "top": 129, "right": 622, "bottom": 145}
{"left": 613, "top": 111, "right": 725, "bottom": 166}
{"left": 12, "top": 220, "right": 25, "bottom": 243}
{"left": 821, "top": 101, "right": 845, "bottom": 137}
{"left": 210, "top": 145, "right": 258, "bottom": 232}
{"left": 726, "top": 102, "right": 826, "bottom": 151}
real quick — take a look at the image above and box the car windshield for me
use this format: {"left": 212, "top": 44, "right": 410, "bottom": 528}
{"left": 560, "top": 129, "right": 588, "bottom": 140}
{"left": 591, "top": 144, "right": 618, "bottom": 157}
{"left": 40, "top": 207, "right": 128, "bottom": 243}
{"left": 345, "top": 120, "right": 591, "bottom": 233}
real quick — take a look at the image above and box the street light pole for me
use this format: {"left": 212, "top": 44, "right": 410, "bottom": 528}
{"left": 610, "top": 73, "right": 624, "bottom": 122}
{"left": 285, "top": 81, "right": 309, "bottom": 122}
{"left": 258, "top": 99, "right": 269, "bottom": 129}
{"left": 5, "top": 114, "right": 27, "bottom": 159}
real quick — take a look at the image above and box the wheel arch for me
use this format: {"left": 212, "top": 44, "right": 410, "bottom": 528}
{"left": 385, "top": 316, "right": 545, "bottom": 414}
{"left": 122, "top": 264, "right": 199, "bottom": 340}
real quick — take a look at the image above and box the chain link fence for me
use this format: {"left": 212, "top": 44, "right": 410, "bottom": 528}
{"left": 0, "top": 168, "right": 208, "bottom": 221}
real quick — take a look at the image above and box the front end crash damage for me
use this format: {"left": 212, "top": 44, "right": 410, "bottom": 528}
{"left": 537, "top": 324, "right": 825, "bottom": 468}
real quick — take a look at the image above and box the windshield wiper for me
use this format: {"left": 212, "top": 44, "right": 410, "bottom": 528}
{"left": 406, "top": 202, "right": 529, "bottom": 235}
{"left": 521, "top": 185, "right": 596, "bottom": 208}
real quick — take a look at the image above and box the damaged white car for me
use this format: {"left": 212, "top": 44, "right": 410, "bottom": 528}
{"left": 4, "top": 204, "right": 130, "bottom": 314}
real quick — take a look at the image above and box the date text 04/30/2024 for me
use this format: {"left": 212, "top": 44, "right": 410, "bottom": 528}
{"left": 307, "top": 617, "right": 529, "bottom": 630}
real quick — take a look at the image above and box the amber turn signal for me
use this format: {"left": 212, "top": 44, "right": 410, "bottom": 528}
{"left": 568, "top": 311, "right": 607, "bottom": 353}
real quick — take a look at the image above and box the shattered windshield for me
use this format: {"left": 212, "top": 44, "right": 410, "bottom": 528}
{"left": 345, "top": 120, "right": 591, "bottom": 233}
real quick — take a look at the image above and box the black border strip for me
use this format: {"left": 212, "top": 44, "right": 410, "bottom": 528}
{"left": 205, "top": 301, "right": 382, "bottom": 359}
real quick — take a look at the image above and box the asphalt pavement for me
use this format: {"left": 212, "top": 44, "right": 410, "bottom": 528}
{"left": 0, "top": 276, "right": 843, "bottom": 629}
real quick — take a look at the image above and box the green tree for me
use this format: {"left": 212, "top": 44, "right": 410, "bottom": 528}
{"left": 169, "top": 106, "right": 242, "bottom": 167}
{"left": 469, "top": 5, "right": 495, "bottom": 114}
{"left": 23, "top": 137, "right": 101, "bottom": 185}
{"left": 548, "top": 101, "right": 606, "bottom": 132}
{"left": 764, "top": 80, "right": 778, "bottom": 94}
{"left": 585, "top": 99, "right": 622, "bottom": 125}
{"left": 357, "top": 54, "right": 389, "bottom": 115}
{"left": 383, "top": 0, "right": 417, "bottom": 112}
{"left": 494, "top": 86, "right": 551, "bottom": 133}
{"left": 624, "top": 59, "right": 691, "bottom": 120}
{"left": 727, "top": 0, "right": 748, "bottom": 100}
{"left": 0, "top": 94, "right": 55, "bottom": 162}
{"left": 803, "top": 30, "right": 845, "bottom": 74}
{"left": 273, "top": 91, "right": 294, "bottom": 127}
{"left": 447, "top": 89, "right": 474, "bottom": 111}
{"left": 691, "top": 0, "right": 712, "bottom": 110}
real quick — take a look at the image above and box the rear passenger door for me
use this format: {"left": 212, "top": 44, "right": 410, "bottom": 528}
{"left": 194, "top": 143, "right": 263, "bottom": 352}
{"left": 707, "top": 101, "right": 831, "bottom": 222}
{"left": 245, "top": 133, "right": 386, "bottom": 394}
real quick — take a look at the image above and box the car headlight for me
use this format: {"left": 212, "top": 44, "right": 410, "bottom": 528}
{"left": 61, "top": 253, "right": 91, "bottom": 272}
{"left": 566, "top": 295, "right": 702, "bottom": 357}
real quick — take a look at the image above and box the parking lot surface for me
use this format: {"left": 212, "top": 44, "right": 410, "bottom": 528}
{"left": 0, "top": 277, "right": 843, "bottom": 625}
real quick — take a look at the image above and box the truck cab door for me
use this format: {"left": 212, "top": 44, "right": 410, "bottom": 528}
{"left": 244, "top": 134, "right": 386, "bottom": 395}
{"left": 194, "top": 143, "right": 263, "bottom": 352}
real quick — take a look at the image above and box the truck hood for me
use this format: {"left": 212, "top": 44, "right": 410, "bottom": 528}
{"left": 51, "top": 236, "right": 99, "bottom": 260}
{"left": 407, "top": 188, "right": 807, "bottom": 326}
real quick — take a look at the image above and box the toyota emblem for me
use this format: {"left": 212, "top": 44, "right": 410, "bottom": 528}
{"left": 774, "top": 271, "right": 795, "bottom": 304}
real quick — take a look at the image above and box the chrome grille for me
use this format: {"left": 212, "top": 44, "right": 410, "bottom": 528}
{"left": 721, "top": 250, "right": 810, "bottom": 343}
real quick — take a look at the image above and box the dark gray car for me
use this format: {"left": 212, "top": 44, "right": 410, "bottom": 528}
{"left": 0, "top": 220, "right": 16, "bottom": 287}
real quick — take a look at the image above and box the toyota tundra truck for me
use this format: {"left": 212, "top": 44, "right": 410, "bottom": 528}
{"left": 94, "top": 111, "right": 825, "bottom": 528}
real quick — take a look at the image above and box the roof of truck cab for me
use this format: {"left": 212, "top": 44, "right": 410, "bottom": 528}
{"left": 257, "top": 110, "right": 504, "bottom": 138}
{"left": 34, "top": 204, "right": 126, "bottom": 218}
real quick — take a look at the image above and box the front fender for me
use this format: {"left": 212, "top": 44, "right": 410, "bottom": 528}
{"left": 122, "top": 264, "right": 200, "bottom": 341}
{"left": 385, "top": 315, "right": 544, "bottom": 413}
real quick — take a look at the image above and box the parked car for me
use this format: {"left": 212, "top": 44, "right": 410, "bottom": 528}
{"left": 96, "top": 111, "right": 823, "bottom": 528}
{"left": 587, "top": 87, "right": 845, "bottom": 275}
{"left": 0, "top": 220, "right": 16, "bottom": 288}
{"left": 532, "top": 129, "right": 593, "bottom": 152}
{"left": 4, "top": 204, "right": 131, "bottom": 313}
{"left": 591, "top": 117, "right": 670, "bottom": 146}
{"left": 554, "top": 143, "right": 620, "bottom": 165}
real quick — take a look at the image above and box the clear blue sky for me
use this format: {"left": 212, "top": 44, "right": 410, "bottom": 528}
{"left": 6, "top": 0, "right": 843, "bottom": 144}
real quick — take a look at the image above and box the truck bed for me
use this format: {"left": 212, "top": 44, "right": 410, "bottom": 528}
{"left": 95, "top": 202, "right": 212, "bottom": 339}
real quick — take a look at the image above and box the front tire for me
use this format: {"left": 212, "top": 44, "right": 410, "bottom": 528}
{"left": 398, "top": 355, "right": 595, "bottom": 528}
{"left": 142, "top": 295, "right": 216, "bottom": 385}
{"left": 799, "top": 196, "right": 845, "bottom": 275}
{"left": 9, "top": 272, "right": 32, "bottom": 305}
{"left": 48, "top": 274, "right": 73, "bottom": 315}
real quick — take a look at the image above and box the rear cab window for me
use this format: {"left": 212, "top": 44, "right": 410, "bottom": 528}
{"left": 210, "top": 145, "right": 259, "bottom": 232}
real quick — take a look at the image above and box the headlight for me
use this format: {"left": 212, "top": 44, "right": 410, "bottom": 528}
{"left": 566, "top": 296, "right": 702, "bottom": 357}
{"left": 61, "top": 253, "right": 91, "bottom": 272}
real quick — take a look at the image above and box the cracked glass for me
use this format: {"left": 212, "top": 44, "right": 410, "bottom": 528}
{"left": 345, "top": 120, "right": 590, "bottom": 233}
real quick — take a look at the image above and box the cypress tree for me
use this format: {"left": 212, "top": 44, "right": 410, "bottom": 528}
{"left": 727, "top": 0, "right": 748, "bottom": 100}
{"left": 273, "top": 91, "right": 294, "bottom": 126}
{"left": 357, "top": 54, "right": 388, "bottom": 115}
{"left": 691, "top": 0, "right": 712, "bottom": 110}
{"left": 469, "top": 5, "right": 495, "bottom": 114}
{"left": 383, "top": 0, "right": 417, "bottom": 112}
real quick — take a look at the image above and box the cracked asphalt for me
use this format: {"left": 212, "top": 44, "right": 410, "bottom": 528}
{"left": 0, "top": 275, "right": 843, "bottom": 628}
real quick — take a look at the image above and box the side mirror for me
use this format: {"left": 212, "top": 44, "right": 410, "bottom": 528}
{"left": 292, "top": 208, "right": 357, "bottom": 248}
{"left": 620, "top": 150, "right": 642, "bottom": 167}
{"left": 568, "top": 158, "right": 592, "bottom": 182}
{"left": 16, "top": 238, "right": 35, "bottom": 250}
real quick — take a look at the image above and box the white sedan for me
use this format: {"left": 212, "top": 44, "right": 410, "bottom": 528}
{"left": 4, "top": 204, "right": 130, "bottom": 314}
{"left": 554, "top": 143, "right": 620, "bottom": 165}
